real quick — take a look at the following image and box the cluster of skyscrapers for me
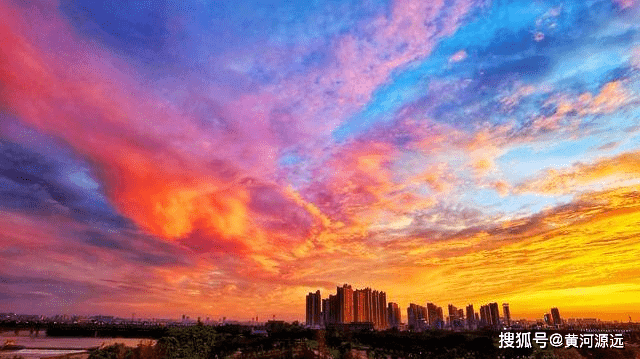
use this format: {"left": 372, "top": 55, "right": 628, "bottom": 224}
{"left": 305, "top": 284, "right": 401, "bottom": 330}
{"left": 306, "top": 285, "right": 524, "bottom": 331}
{"left": 543, "top": 307, "right": 562, "bottom": 326}
{"left": 375, "top": 301, "right": 512, "bottom": 331}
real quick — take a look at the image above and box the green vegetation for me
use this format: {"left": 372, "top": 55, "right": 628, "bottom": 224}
{"left": 84, "top": 325, "right": 640, "bottom": 359}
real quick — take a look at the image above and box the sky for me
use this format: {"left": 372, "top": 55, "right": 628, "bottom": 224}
{"left": 1, "top": 0, "right": 640, "bottom": 322}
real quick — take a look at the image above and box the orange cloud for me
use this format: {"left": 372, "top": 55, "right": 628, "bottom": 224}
{"left": 366, "top": 186, "right": 640, "bottom": 321}
{"left": 0, "top": 2, "right": 277, "bottom": 256}
{"left": 527, "top": 80, "right": 636, "bottom": 135}
{"left": 517, "top": 150, "right": 640, "bottom": 195}
{"left": 491, "top": 180, "right": 510, "bottom": 197}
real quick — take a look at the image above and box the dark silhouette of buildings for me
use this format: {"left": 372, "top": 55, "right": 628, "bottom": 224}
{"left": 387, "top": 302, "right": 401, "bottom": 329}
{"left": 447, "top": 304, "right": 460, "bottom": 328}
{"left": 447, "top": 304, "right": 457, "bottom": 324}
{"left": 489, "top": 302, "right": 500, "bottom": 328}
{"left": 306, "top": 290, "right": 321, "bottom": 326}
{"left": 479, "top": 305, "right": 489, "bottom": 327}
{"left": 305, "top": 286, "right": 527, "bottom": 332}
{"left": 551, "top": 307, "right": 562, "bottom": 326}
{"left": 466, "top": 304, "right": 475, "bottom": 329}
{"left": 407, "top": 303, "right": 427, "bottom": 331}
{"left": 478, "top": 303, "right": 500, "bottom": 328}
{"left": 426, "top": 302, "right": 444, "bottom": 329}
{"left": 436, "top": 306, "right": 444, "bottom": 327}
{"left": 322, "top": 295, "right": 339, "bottom": 325}
{"left": 502, "top": 303, "right": 511, "bottom": 327}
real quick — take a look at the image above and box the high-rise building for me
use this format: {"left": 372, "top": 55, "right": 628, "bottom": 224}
{"left": 502, "top": 303, "right": 511, "bottom": 327}
{"left": 337, "top": 284, "right": 354, "bottom": 323}
{"left": 478, "top": 303, "right": 500, "bottom": 328}
{"left": 489, "top": 303, "right": 500, "bottom": 328}
{"left": 387, "top": 302, "right": 401, "bottom": 329}
{"left": 322, "top": 298, "right": 328, "bottom": 325}
{"left": 466, "top": 304, "right": 475, "bottom": 329}
{"left": 351, "top": 287, "right": 387, "bottom": 329}
{"left": 378, "top": 292, "right": 389, "bottom": 329}
{"left": 372, "top": 290, "right": 379, "bottom": 326}
{"left": 447, "top": 304, "right": 458, "bottom": 325}
{"left": 382, "top": 292, "right": 389, "bottom": 328}
{"left": 315, "top": 284, "right": 391, "bottom": 329}
{"left": 306, "top": 290, "right": 321, "bottom": 326}
{"left": 376, "top": 291, "right": 388, "bottom": 329}
{"left": 427, "top": 303, "right": 439, "bottom": 328}
{"left": 551, "top": 307, "right": 562, "bottom": 327}
{"left": 446, "top": 304, "right": 465, "bottom": 329}
{"left": 407, "top": 303, "right": 427, "bottom": 331}
{"left": 353, "top": 288, "right": 371, "bottom": 323}
{"left": 323, "top": 295, "right": 340, "bottom": 325}
{"left": 543, "top": 313, "right": 551, "bottom": 325}
{"left": 479, "top": 305, "right": 489, "bottom": 327}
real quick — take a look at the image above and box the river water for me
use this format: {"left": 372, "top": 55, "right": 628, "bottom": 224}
{"left": 1, "top": 331, "right": 155, "bottom": 359}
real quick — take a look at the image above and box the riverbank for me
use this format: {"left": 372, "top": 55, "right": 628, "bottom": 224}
{"left": 1, "top": 333, "right": 155, "bottom": 359}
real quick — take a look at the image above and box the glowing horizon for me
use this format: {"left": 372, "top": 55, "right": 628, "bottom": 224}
{"left": 1, "top": 0, "right": 640, "bottom": 323}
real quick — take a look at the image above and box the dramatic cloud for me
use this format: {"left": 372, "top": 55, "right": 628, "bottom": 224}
{"left": 1, "top": 0, "right": 640, "bottom": 321}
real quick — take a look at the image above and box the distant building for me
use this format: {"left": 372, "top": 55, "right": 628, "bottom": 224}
{"left": 337, "top": 284, "right": 354, "bottom": 323}
{"left": 353, "top": 288, "right": 371, "bottom": 323}
{"left": 316, "top": 284, "right": 389, "bottom": 329}
{"left": 427, "top": 303, "right": 440, "bottom": 328}
{"left": 479, "top": 305, "right": 489, "bottom": 327}
{"left": 543, "top": 313, "right": 552, "bottom": 325}
{"left": 436, "top": 306, "right": 444, "bottom": 328}
{"left": 387, "top": 302, "right": 401, "bottom": 329}
{"left": 446, "top": 305, "right": 465, "bottom": 329}
{"left": 466, "top": 304, "right": 475, "bottom": 329}
{"left": 371, "top": 290, "right": 388, "bottom": 329}
{"left": 322, "top": 298, "right": 328, "bottom": 325}
{"left": 567, "top": 318, "right": 598, "bottom": 326}
{"left": 407, "top": 303, "right": 427, "bottom": 331}
{"left": 323, "top": 295, "right": 339, "bottom": 325}
{"left": 306, "top": 290, "right": 321, "bottom": 326}
{"left": 489, "top": 303, "right": 500, "bottom": 328}
{"left": 350, "top": 287, "right": 388, "bottom": 329}
{"left": 551, "top": 307, "right": 562, "bottom": 326}
{"left": 502, "top": 303, "right": 511, "bottom": 327}
{"left": 447, "top": 304, "right": 457, "bottom": 325}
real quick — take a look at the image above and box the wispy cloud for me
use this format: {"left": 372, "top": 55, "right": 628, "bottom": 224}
{"left": 1, "top": 0, "right": 640, "bottom": 320}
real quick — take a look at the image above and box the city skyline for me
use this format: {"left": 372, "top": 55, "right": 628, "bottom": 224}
{"left": 2, "top": 284, "right": 636, "bottom": 324}
{"left": 0, "top": 296, "right": 626, "bottom": 327}
{"left": 2, "top": 0, "right": 640, "bottom": 323}
{"left": 306, "top": 284, "right": 574, "bottom": 329}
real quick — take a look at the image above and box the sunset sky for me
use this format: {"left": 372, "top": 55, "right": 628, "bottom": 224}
{"left": 1, "top": 0, "right": 640, "bottom": 322}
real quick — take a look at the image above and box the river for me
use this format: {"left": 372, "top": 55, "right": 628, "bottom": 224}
{"left": 1, "top": 330, "right": 156, "bottom": 359}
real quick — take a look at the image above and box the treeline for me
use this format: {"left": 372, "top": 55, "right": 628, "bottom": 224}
{"left": 86, "top": 324, "right": 509, "bottom": 359}
{"left": 84, "top": 325, "right": 640, "bottom": 359}
{"left": 88, "top": 324, "right": 315, "bottom": 359}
